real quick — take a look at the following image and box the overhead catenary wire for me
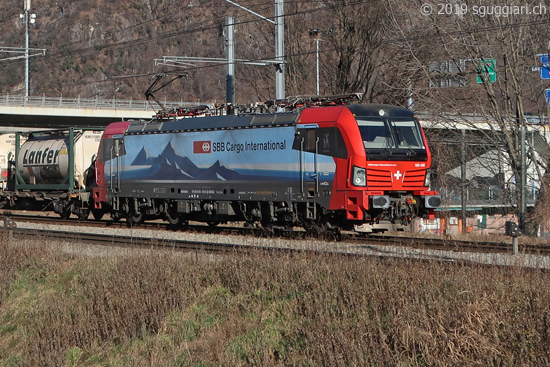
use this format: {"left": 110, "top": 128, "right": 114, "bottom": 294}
{"left": 5, "top": 0, "right": 550, "bottom": 89}
{"left": 32, "top": 0, "right": 380, "bottom": 60}
{"left": 11, "top": 0, "right": 547, "bottom": 68}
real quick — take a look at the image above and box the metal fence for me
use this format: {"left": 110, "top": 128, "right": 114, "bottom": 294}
{"left": 438, "top": 186, "right": 538, "bottom": 207}
{"left": 0, "top": 94, "right": 206, "bottom": 111}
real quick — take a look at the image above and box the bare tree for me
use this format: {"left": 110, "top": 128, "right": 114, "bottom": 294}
{"left": 323, "top": 0, "right": 400, "bottom": 102}
{"left": 387, "top": 0, "right": 550, "bottom": 233}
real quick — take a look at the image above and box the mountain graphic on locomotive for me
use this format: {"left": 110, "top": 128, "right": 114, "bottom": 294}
{"left": 90, "top": 101, "right": 441, "bottom": 233}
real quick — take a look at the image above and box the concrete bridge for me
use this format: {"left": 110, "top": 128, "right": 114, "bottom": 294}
{"left": 0, "top": 94, "right": 208, "bottom": 129}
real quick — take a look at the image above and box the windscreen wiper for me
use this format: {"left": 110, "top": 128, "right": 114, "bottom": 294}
{"left": 394, "top": 129, "right": 416, "bottom": 157}
{"left": 381, "top": 137, "right": 392, "bottom": 156}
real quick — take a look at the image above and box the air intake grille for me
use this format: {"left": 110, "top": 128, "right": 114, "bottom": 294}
{"left": 366, "top": 168, "right": 426, "bottom": 189}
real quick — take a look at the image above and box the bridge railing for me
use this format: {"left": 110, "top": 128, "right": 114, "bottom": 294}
{"left": 0, "top": 94, "right": 205, "bottom": 112}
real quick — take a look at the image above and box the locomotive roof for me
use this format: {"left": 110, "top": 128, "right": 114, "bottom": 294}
{"left": 124, "top": 104, "right": 415, "bottom": 135}
{"left": 346, "top": 104, "right": 415, "bottom": 118}
{"left": 126, "top": 112, "right": 300, "bottom": 134}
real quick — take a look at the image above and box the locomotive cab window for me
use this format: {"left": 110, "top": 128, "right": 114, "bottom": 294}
{"left": 392, "top": 120, "right": 424, "bottom": 149}
{"left": 358, "top": 120, "right": 395, "bottom": 149}
{"left": 357, "top": 117, "right": 427, "bottom": 161}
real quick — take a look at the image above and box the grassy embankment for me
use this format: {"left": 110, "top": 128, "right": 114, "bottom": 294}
{"left": 1, "top": 231, "right": 549, "bottom": 366}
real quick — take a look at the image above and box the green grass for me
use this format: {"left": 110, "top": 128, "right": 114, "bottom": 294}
{"left": 1, "top": 232, "right": 550, "bottom": 366}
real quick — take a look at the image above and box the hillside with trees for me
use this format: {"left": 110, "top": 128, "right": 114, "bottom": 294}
{"left": 0, "top": 0, "right": 406, "bottom": 105}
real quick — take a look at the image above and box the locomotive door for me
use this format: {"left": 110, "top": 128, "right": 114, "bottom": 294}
{"left": 298, "top": 127, "right": 320, "bottom": 198}
{"left": 109, "top": 135, "right": 125, "bottom": 195}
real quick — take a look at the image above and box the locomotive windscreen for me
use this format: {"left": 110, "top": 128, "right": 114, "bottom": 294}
{"left": 357, "top": 118, "right": 427, "bottom": 161}
{"left": 392, "top": 121, "right": 424, "bottom": 149}
{"left": 359, "top": 120, "right": 396, "bottom": 149}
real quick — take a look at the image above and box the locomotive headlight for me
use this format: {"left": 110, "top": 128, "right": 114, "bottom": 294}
{"left": 424, "top": 169, "right": 431, "bottom": 188}
{"left": 352, "top": 166, "right": 366, "bottom": 187}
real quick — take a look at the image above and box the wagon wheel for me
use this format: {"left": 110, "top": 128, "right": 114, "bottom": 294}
{"left": 59, "top": 210, "right": 71, "bottom": 220}
{"left": 92, "top": 209, "right": 104, "bottom": 221}
{"left": 78, "top": 209, "right": 90, "bottom": 221}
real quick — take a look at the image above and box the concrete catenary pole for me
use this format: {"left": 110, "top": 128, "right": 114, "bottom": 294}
{"left": 275, "top": 0, "right": 285, "bottom": 100}
{"left": 24, "top": 0, "right": 31, "bottom": 98}
{"left": 225, "top": 16, "right": 235, "bottom": 105}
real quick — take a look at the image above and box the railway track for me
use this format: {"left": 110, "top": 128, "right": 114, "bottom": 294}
{"left": 2, "top": 211, "right": 548, "bottom": 257}
{"left": 1, "top": 212, "right": 253, "bottom": 235}
{"left": 2, "top": 226, "right": 245, "bottom": 253}
{"left": 3, "top": 213, "right": 550, "bottom": 269}
{"left": 358, "top": 234, "right": 550, "bottom": 255}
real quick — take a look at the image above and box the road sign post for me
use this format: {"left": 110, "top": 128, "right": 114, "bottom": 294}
{"left": 540, "top": 54, "right": 550, "bottom": 79}
{"left": 476, "top": 58, "right": 496, "bottom": 83}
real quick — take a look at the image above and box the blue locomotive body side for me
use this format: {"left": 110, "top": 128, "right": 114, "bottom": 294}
{"left": 106, "top": 126, "right": 336, "bottom": 185}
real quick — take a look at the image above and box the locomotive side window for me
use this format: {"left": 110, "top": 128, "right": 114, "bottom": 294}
{"left": 114, "top": 138, "right": 126, "bottom": 157}
{"left": 98, "top": 138, "right": 113, "bottom": 163}
{"left": 306, "top": 130, "right": 316, "bottom": 151}
{"left": 98, "top": 137, "right": 125, "bottom": 162}
{"left": 293, "top": 127, "right": 347, "bottom": 159}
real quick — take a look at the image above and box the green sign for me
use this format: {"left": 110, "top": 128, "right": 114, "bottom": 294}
{"left": 476, "top": 58, "right": 496, "bottom": 83}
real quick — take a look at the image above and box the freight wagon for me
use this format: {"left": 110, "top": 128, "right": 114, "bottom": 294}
{"left": 4, "top": 128, "right": 103, "bottom": 218}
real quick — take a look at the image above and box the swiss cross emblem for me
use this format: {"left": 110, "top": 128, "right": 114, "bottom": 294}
{"left": 394, "top": 170, "right": 403, "bottom": 181}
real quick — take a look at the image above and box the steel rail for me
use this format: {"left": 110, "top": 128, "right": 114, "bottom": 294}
{"left": 2, "top": 213, "right": 548, "bottom": 256}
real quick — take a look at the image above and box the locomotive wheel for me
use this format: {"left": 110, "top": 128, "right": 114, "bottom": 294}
{"left": 130, "top": 211, "right": 144, "bottom": 225}
{"left": 166, "top": 210, "right": 181, "bottom": 226}
{"left": 302, "top": 220, "right": 323, "bottom": 236}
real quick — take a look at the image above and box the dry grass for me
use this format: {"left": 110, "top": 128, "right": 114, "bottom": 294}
{"left": 1, "top": 231, "right": 550, "bottom": 366}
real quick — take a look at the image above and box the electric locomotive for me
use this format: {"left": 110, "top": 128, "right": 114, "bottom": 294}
{"left": 92, "top": 103, "right": 440, "bottom": 232}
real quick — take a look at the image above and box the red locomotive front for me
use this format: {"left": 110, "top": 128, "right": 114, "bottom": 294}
{"left": 298, "top": 104, "right": 440, "bottom": 231}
